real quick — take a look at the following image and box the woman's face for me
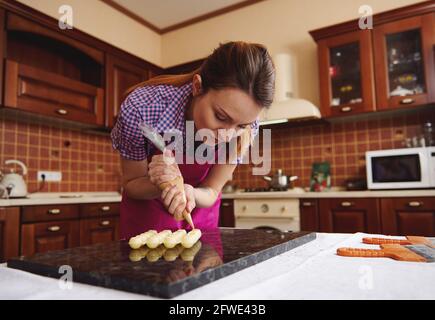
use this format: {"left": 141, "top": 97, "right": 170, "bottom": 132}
{"left": 189, "top": 75, "right": 262, "bottom": 145}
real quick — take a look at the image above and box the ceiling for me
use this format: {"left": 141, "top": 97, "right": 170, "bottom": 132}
{"left": 104, "top": 0, "right": 263, "bottom": 33}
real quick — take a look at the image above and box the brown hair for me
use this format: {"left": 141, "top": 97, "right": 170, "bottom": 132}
{"left": 127, "top": 41, "right": 275, "bottom": 158}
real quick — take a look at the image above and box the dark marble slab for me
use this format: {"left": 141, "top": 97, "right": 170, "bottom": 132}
{"left": 7, "top": 228, "right": 316, "bottom": 298}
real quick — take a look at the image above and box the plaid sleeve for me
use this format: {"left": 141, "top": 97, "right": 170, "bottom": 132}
{"left": 110, "top": 96, "right": 147, "bottom": 161}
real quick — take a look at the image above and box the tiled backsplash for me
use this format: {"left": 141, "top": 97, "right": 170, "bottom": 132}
{"left": 0, "top": 114, "right": 121, "bottom": 193}
{"left": 232, "top": 107, "right": 435, "bottom": 189}
{"left": 1, "top": 107, "right": 434, "bottom": 193}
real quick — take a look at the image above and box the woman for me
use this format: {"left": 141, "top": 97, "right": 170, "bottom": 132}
{"left": 111, "top": 41, "right": 275, "bottom": 239}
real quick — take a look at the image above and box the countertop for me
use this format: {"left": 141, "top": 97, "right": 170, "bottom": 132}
{"left": 1, "top": 231, "right": 434, "bottom": 299}
{"left": 1, "top": 188, "right": 435, "bottom": 208}
{"left": 221, "top": 187, "right": 435, "bottom": 199}
{"left": 0, "top": 192, "right": 122, "bottom": 207}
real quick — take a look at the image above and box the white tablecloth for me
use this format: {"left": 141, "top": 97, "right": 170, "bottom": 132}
{"left": 1, "top": 232, "right": 434, "bottom": 300}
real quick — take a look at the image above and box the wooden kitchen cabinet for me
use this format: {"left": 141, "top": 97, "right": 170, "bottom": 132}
{"left": 105, "top": 54, "right": 150, "bottom": 127}
{"left": 19, "top": 202, "right": 120, "bottom": 256}
{"left": 300, "top": 199, "right": 319, "bottom": 231}
{"left": 373, "top": 13, "right": 435, "bottom": 110}
{"left": 219, "top": 199, "right": 235, "bottom": 227}
{"left": 21, "top": 220, "right": 80, "bottom": 256}
{"left": 380, "top": 197, "right": 435, "bottom": 236}
{"left": 318, "top": 198, "right": 381, "bottom": 233}
{"left": 316, "top": 30, "right": 376, "bottom": 117}
{"left": 3, "top": 12, "right": 105, "bottom": 125}
{"left": 0, "top": 207, "right": 19, "bottom": 262}
{"left": 79, "top": 216, "right": 119, "bottom": 246}
{"left": 310, "top": 2, "right": 435, "bottom": 116}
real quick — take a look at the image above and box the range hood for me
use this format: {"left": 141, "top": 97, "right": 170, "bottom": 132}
{"left": 259, "top": 53, "right": 321, "bottom": 126}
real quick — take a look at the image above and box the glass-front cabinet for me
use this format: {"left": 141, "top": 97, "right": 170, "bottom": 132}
{"left": 373, "top": 13, "right": 435, "bottom": 109}
{"left": 317, "top": 30, "right": 375, "bottom": 117}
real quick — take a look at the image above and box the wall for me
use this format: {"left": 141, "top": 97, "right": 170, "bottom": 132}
{"left": 0, "top": 114, "right": 121, "bottom": 193}
{"left": 233, "top": 107, "right": 435, "bottom": 189}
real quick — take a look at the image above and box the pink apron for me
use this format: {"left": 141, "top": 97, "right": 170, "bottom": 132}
{"left": 120, "top": 152, "right": 221, "bottom": 240}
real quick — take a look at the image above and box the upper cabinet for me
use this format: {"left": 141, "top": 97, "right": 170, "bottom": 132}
{"left": 373, "top": 13, "right": 435, "bottom": 110}
{"left": 105, "top": 54, "right": 150, "bottom": 128}
{"left": 310, "top": 2, "right": 435, "bottom": 118}
{"left": 317, "top": 30, "right": 375, "bottom": 117}
{"left": 0, "top": 0, "right": 163, "bottom": 129}
{"left": 3, "top": 12, "right": 105, "bottom": 126}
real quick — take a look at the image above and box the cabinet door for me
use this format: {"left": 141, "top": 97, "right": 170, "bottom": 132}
{"left": 373, "top": 13, "right": 435, "bottom": 110}
{"left": 380, "top": 197, "right": 435, "bottom": 236}
{"left": 21, "top": 220, "right": 80, "bottom": 256}
{"left": 319, "top": 198, "right": 380, "bottom": 233}
{"left": 0, "top": 207, "right": 20, "bottom": 262}
{"left": 106, "top": 54, "right": 149, "bottom": 127}
{"left": 80, "top": 217, "right": 119, "bottom": 246}
{"left": 219, "top": 199, "right": 235, "bottom": 227}
{"left": 317, "top": 30, "right": 375, "bottom": 117}
{"left": 300, "top": 199, "right": 319, "bottom": 231}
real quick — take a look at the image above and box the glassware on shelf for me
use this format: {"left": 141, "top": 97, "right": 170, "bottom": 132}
{"left": 386, "top": 29, "right": 426, "bottom": 97}
{"left": 329, "top": 42, "right": 362, "bottom": 106}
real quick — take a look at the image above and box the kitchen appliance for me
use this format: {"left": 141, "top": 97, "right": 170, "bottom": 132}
{"left": 0, "top": 160, "right": 28, "bottom": 198}
{"left": 365, "top": 147, "right": 435, "bottom": 190}
{"left": 7, "top": 228, "right": 316, "bottom": 298}
{"left": 234, "top": 198, "right": 300, "bottom": 232}
{"left": 263, "top": 169, "right": 298, "bottom": 190}
{"left": 259, "top": 53, "right": 321, "bottom": 125}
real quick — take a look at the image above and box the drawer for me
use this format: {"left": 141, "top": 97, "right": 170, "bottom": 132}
{"left": 21, "top": 220, "right": 80, "bottom": 256}
{"left": 390, "top": 197, "right": 435, "bottom": 211}
{"left": 22, "top": 204, "right": 79, "bottom": 223}
{"left": 234, "top": 199, "right": 299, "bottom": 218}
{"left": 80, "top": 202, "right": 120, "bottom": 218}
{"left": 328, "top": 198, "right": 378, "bottom": 210}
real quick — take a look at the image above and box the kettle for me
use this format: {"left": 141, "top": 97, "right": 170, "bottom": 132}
{"left": 263, "top": 169, "right": 298, "bottom": 190}
{"left": 0, "top": 160, "right": 28, "bottom": 198}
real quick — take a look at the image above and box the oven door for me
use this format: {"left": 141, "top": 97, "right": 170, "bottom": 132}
{"left": 366, "top": 147, "right": 430, "bottom": 189}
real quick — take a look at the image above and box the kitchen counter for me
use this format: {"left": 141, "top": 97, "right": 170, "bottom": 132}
{"left": 1, "top": 231, "right": 434, "bottom": 299}
{"left": 0, "top": 192, "right": 122, "bottom": 207}
{"left": 222, "top": 188, "right": 435, "bottom": 199}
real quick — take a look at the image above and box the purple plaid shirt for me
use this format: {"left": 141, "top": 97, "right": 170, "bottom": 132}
{"left": 111, "top": 81, "right": 259, "bottom": 162}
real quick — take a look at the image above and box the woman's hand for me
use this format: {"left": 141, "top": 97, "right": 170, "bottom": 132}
{"left": 161, "top": 183, "right": 196, "bottom": 220}
{"left": 148, "top": 149, "right": 181, "bottom": 186}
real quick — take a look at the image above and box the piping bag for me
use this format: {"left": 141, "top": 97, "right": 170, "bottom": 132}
{"left": 139, "top": 123, "right": 195, "bottom": 229}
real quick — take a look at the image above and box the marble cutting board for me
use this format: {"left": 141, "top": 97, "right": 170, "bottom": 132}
{"left": 7, "top": 228, "right": 316, "bottom": 298}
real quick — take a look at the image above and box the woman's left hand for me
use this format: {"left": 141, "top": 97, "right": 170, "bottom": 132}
{"left": 161, "top": 183, "right": 196, "bottom": 221}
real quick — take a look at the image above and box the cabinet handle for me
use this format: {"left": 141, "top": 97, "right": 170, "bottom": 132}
{"left": 261, "top": 204, "right": 269, "bottom": 213}
{"left": 281, "top": 206, "right": 287, "bottom": 212}
{"left": 221, "top": 203, "right": 231, "bottom": 207}
{"left": 56, "top": 108, "right": 68, "bottom": 115}
{"left": 242, "top": 205, "right": 247, "bottom": 211}
{"left": 100, "top": 220, "right": 110, "bottom": 226}
{"left": 341, "top": 201, "right": 354, "bottom": 207}
{"left": 47, "top": 225, "right": 60, "bottom": 232}
{"left": 47, "top": 208, "right": 61, "bottom": 215}
{"left": 408, "top": 201, "right": 422, "bottom": 207}
{"left": 400, "top": 98, "right": 415, "bottom": 105}
{"left": 101, "top": 206, "right": 111, "bottom": 212}
{"left": 341, "top": 106, "right": 352, "bottom": 112}
{"left": 302, "top": 202, "right": 313, "bottom": 207}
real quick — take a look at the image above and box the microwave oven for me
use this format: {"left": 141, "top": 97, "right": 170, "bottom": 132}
{"left": 366, "top": 147, "right": 435, "bottom": 190}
